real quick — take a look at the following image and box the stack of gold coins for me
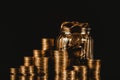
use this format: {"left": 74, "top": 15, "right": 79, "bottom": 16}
{"left": 10, "top": 68, "right": 19, "bottom": 75}
{"left": 67, "top": 70, "right": 76, "bottom": 80}
{"left": 24, "top": 56, "right": 33, "bottom": 66}
{"left": 37, "top": 75, "right": 48, "bottom": 80}
{"left": 73, "top": 66, "right": 87, "bottom": 80}
{"left": 54, "top": 50, "right": 60, "bottom": 75}
{"left": 54, "top": 74, "right": 60, "bottom": 80}
{"left": 10, "top": 68, "right": 19, "bottom": 80}
{"left": 54, "top": 73, "right": 67, "bottom": 80}
{"left": 19, "top": 76, "right": 28, "bottom": 80}
{"left": 93, "top": 74, "right": 101, "bottom": 80}
{"left": 87, "top": 59, "right": 101, "bottom": 80}
{"left": 19, "top": 75, "right": 26, "bottom": 80}
{"left": 10, "top": 75, "right": 18, "bottom": 80}
{"left": 33, "top": 49, "right": 53, "bottom": 58}
{"left": 41, "top": 38, "right": 54, "bottom": 50}
{"left": 54, "top": 50, "right": 68, "bottom": 75}
{"left": 61, "top": 70, "right": 67, "bottom": 80}
{"left": 19, "top": 65, "right": 35, "bottom": 76}
{"left": 34, "top": 57, "right": 49, "bottom": 76}
{"left": 28, "top": 75, "right": 35, "bottom": 80}
{"left": 33, "top": 49, "right": 44, "bottom": 57}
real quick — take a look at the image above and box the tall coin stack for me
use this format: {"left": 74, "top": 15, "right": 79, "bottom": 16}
{"left": 53, "top": 50, "right": 69, "bottom": 80}
{"left": 53, "top": 50, "right": 68, "bottom": 75}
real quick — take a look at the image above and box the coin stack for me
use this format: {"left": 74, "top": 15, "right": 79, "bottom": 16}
{"left": 54, "top": 70, "right": 68, "bottom": 80}
{"left": 33, "top": 49, "right": 53, "bottom": 58}
{"left": 34, "top": 57, "right": 49, "bottom": 75}
{"left": 73, "top": 65, "right": 87, "bottom": 80}
{"left": 10, "top": 68, "right": 19, "bottom": 80}
{"left": 87, "top": 59, "right": 101, "bottom": 80}
{"left": 41, "top": 38, "right": 54, "bottom": 50}
{"left": 54, "top": 74, "right": 60, "bottom": 80}
{"left": 37, "top": 76, "right": 48, "bottom": 80}
{"left": 33, "top": 49, "right": 45, "bottom": 57}
{"left": 10, "top": 68, "right": 19, "bottom": 75}
{"left": 54, "top": 70, "right": 76, "bottom": 80}
{"left": 67, "top": 70, "right": 76, "bottom": 80}
{"left": 19, "top": 65, "right": 35, "bottom": 76}
{"left": 10, "top": 75, "right": 18, "bottom": 80}
{"left": 53, "top": 50, "right": 68, "bottom": 75}
{"left": 61, "top": 70, "right": 68, "bottom": 80}
{"left": 32, "top": 38, "right": 55, "bottom": 79}
{"left": 24, "top": 56, "right": 33, "bottom": 66}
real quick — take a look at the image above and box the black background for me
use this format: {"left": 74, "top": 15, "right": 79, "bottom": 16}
{"left": 1, "top": 1, "right": 120, "bottom": 80}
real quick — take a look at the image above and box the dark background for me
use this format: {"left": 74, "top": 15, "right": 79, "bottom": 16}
{"left": 1, "top": 1, "right": 119, "bottom": 80}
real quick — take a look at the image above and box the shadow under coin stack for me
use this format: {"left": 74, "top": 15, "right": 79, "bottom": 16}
{"left": 9, "top": 21, "right": 101, "bottom": 80}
